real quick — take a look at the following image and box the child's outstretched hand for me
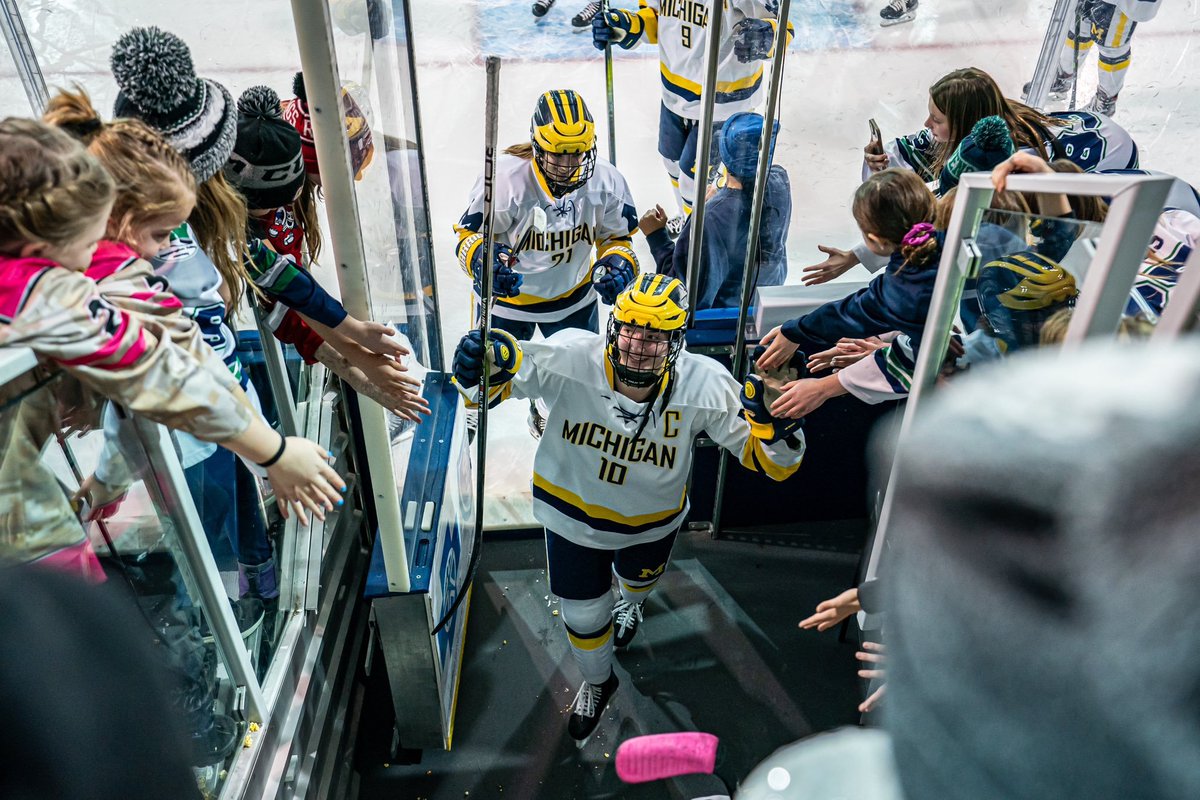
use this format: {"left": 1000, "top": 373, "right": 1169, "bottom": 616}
{"left": 72, "top": 473, "right": 130, "bottom": 522}
{"left": 335, "top": 316, "right": 409, "bottom": 360}
{"left": 802, "top": 245, "right": 858, "bottom": 286}
{"left": 755, "top": 325, "right": 799, "bottom": 370}
{"left": 267, "top": 436, "right": 346, "bottom": 524}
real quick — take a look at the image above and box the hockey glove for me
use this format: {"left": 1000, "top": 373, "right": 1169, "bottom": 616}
{"left": 732, "top": 18, "right": 775, "bottom": 62}
{"left": 470, "top": 241, "right": 523, "bottom": 299}
{"left": 1081, "top": 0, "right": 1115, "bottom": 32}
{"left": 593, "top": 8, "right": 642, "bottom": 51}
{"left": 741, "top": 373, "right": 804, "bottom": 443}
{"left": 591, "top": 255, "right": 636, "bottom": 305}
{"left": 452, "top": 329, "right": 522, "bottom": 408}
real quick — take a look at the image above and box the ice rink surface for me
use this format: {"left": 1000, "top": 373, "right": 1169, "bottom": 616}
{"left": 3, "top": 0, "right": 1199, "bottom": 525}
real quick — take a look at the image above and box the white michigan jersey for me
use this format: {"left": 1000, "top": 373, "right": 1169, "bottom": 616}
{"left": 631, "top": 0, "right": 792, "bottom": 121}
{"left": 455, "top": 153, "right": 638, "bottom": 323}
{"left": 506, "top": 329, "right": 804, "bottom": 549}
{"left": 875, "top": 111, "right": 1140, "bottom": 184}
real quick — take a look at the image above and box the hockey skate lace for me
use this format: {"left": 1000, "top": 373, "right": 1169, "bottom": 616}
{"left": 614, "top": 599, "right": 643, "bottom": 637}
{"left": 572, "top": 681, "right": 599, "bottom": 718}
{"left": 885, "top": 0, "right": 907, "bottom": 10}
{"left": 665, "top": 215, "right": 685, "bottom": 238}
{"left": 575, "top": 1, "right": 602, "bottom": 22}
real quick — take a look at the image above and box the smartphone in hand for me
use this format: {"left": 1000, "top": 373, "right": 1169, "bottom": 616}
{"left": 866, "top": 118, "right": 884, "bottom": 155}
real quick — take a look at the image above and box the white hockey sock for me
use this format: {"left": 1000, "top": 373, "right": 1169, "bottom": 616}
{"left": 560, "top": 594, "right": 614, "bottom": 685}
{"left": 615, "top": 571, "right": 659, "bottom": 605}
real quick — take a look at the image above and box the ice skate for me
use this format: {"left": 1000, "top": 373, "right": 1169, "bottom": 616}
{"left": 665, "top": 215, "right": 685, "bottom": 240}
{"left": 568, "top": 670, "right": 619, "bottom": 743}
{"left": 527, "top": 400, "right": 547, "bottom": 440}
{"left": 572, "top": 1, "right": 602, "bottom": 31}
{"left": 879, "top": 0, "right": 918, "bottom": 27}
{"left": 1023, "top": 69, "right": 1074, "bottom": 102}
{"left": 1085, "top": 87, "right": 1118, "bottom": 117}
{"left": 532, "top": 0, "right": 556, "bottom": 17}
{"left": 613, "top": 598, "right": 644, "bottom": 649}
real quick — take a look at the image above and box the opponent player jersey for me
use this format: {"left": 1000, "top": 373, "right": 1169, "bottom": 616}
{"left": 633, "top": 0, "right": 791, "bottom": 121}
{"left": 877, "top": 111, "right": 1140, "bottom": 184}
{"left": 454, "top": 153, "right": 639, "bottom": 323}
{"left": 1128, "top": 208, "right": 1200, "bottom": 318}
{"left": 504, "top": 329, "right": 804, "bottom": 548}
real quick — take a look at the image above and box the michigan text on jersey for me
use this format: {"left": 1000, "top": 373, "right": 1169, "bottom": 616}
{"left": 561, "top": 418, "right": 678, "bottom": 470}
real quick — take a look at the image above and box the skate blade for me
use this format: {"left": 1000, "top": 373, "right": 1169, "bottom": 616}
{"left": 879, "top": 13, "right": 916, "bottom": 26}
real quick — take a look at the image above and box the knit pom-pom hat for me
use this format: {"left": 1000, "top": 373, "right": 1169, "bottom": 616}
{"left": 110, "top": 26, "right": 237, "bottom": 183}
{"left": 223, "top": 86, "right": 306, "bottom": 210}
{"left": 939, "top": 115, "right": 1015, "bottom": 195}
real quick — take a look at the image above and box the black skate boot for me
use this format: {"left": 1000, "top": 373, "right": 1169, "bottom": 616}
{"left": 532, "top": 0, "right": 556, "bottom": 17}
{"left": 568, "top": 670, "right": 619, "bottom": 741}
{"left": 879, "top": 0, "right": 918, "bottom": 27}
{"left": 572, "top": 1, "right": 602, "bottom": 31}
{"left": 612, "top": 598, "right": 644, "bottom": 649}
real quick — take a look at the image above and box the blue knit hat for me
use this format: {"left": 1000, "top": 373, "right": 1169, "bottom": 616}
{"left": 939, "top": 115, "right": 1015, "bottom": 195}
{"left": 719, "top": 112, "right": 780, "bottom": 182}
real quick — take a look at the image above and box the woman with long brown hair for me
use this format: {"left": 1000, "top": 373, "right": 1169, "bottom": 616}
{"left": 863, "top": 67, "right": 1140, "bottom": 183}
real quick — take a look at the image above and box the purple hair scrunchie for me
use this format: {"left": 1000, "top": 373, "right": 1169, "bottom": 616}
{"left": 903, "top": 222, "right": 936, "bottom": 248}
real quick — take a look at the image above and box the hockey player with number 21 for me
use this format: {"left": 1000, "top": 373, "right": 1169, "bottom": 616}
{"left": 452, "top": 274, "right": 805, "bottom": 741}
{"left": 453, "top": 89, "right": 639, "bottom": 438}
{"left": 593, "top": 0, "right": 793, "bottom": 220}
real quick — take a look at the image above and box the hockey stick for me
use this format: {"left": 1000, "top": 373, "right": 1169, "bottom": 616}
{"left": 433, "top": 55, "right": 501, "bottom": 636}
{"left": 603, "top": 0, "right": 617, "bottom": 165}
{"left": 1069, "top": 0, "right": 1085, "bottom": 111}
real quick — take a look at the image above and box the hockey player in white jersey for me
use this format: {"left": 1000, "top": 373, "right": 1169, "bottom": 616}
{"left": 593, "top": 0, "right": 793, "bottom": 218}
{"left": 451, "top": 274, "right": 805, "bottom": 740}
{"left": 454, "top": 89, "right": 640, "bottom": 436}
{"left": 1041, "top": 0, "right": 1164, "bottom": 116}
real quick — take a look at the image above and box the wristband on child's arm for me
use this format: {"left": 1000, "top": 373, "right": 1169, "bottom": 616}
{"left": 257, "top": 433, "right": 288, "bottom": 468}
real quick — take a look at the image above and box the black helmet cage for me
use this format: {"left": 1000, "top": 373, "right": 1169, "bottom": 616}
{"left": 606, "top": 315, "right": 686, "bottom": 388}
{"left": 533, "top": 141, "right": 596, "bottom": 197}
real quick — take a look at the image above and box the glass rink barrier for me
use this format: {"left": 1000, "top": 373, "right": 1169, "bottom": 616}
{"left": 4, "top": 0, "right": 1200, "bottom": 798}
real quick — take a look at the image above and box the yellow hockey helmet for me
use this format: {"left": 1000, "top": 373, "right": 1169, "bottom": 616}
{"left": 606, "top": 274, "right": 689, "bottom": 388}
{"left": 530, "top": 89, "right": 596, "bottom": 197}
{"left": 977, "top": 253, "right": 1077, "bottom": 351}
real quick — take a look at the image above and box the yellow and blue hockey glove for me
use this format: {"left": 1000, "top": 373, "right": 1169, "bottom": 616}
{"left": 741, "top": 373, "right": 804, "bottom": 443}
{"left": 470, "top": 242, "right": 523, "bottom": 298}
{"left": 732, "top": 18, "right": 775, "bottom": 62}
{"left": 452, "top": 329, "right": 522, "bottom": 408}
{"left": 591, "top": 256, "right": 636, "bottom": 305}
{"left": 593, "top": 8, "right": 642, "bottom": 51}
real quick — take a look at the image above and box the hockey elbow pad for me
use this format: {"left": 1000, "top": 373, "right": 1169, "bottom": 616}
{"left": 741, "top": 373, "right": 804, "bottom": 443}
{"left": 591, "top": 250, "right": 637, "bottom": 304}
{"left": 593, "top": 9, "right": 643, "bottom": 51}
{"left": 452, "top": 329, "right": 522, "bottom": 408}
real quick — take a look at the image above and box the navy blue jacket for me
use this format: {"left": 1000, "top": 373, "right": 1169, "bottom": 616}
{"left": 648, "top": 165, "right": 790, "bottom": 311}
{"left": 781, "top": 238, "right": 943, "bottom": 353}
